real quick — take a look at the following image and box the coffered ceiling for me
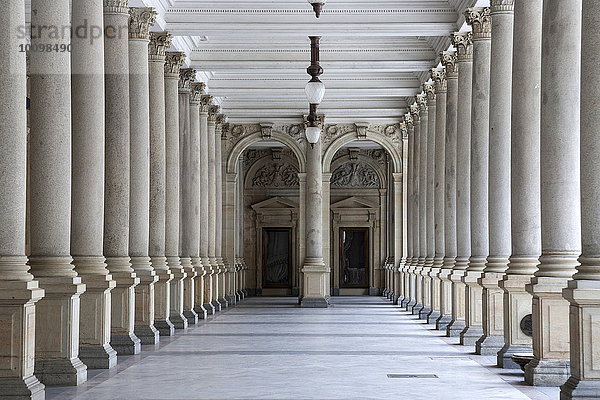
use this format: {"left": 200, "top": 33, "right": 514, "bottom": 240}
{"left": 32, "top": 0, "right": 486, "bottom": 124}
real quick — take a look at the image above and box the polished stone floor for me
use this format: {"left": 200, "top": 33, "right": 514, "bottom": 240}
{"left": 46, "top": 297, "right": 559, "bottom": 400}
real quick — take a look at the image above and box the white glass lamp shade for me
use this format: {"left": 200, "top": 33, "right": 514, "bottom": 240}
{"left": 307, "top": 0, "right": 326, "bottom": 4}
{"left": 305, "top": 81, "right": 326, "bottom": 105}
{"left": 305, "top": 126, "right": 321, "bottom": 144}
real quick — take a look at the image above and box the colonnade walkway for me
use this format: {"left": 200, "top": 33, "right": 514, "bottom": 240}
{"left": 46, "top": 297, "right": 558, "bottom": 400}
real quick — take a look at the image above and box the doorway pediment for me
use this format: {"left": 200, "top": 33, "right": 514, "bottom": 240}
{"left": 331, "top": 196, "right": 378, "bottom": 211}
{"left": 251, "top": 196, "right": 298, "bottom": 212}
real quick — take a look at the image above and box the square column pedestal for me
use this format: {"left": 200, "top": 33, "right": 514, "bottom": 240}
{"left": 0, "top": 280, "right": 45, "bottom": 399}
{"left": 300, "top": 261, "right": 330, "bottom": 308}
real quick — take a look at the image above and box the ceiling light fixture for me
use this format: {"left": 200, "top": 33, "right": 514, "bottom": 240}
{"left": 305, "top": 36, "right": 325, "bottom": 147}
{"left": 307, "top": 0, "right": 326, "bottom": 18}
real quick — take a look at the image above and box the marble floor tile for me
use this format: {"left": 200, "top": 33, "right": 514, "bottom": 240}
{"left": 45, "top": 297, "right": 559, "bottom": 400}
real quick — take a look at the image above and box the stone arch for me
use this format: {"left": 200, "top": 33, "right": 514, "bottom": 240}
{"left": 226, "top": 131, "right": 306, "bottom": 174}
{"left": 322, "top": 130, "right": 402, "bottom": 174}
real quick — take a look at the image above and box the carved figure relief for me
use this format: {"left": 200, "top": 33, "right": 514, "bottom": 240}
{"left": 252, "top": 162, "right": 300, "bottom": 188}
{"left": 331, "top": 162, "right": 380, "bottom": 188}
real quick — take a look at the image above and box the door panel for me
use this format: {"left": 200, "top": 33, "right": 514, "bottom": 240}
{"left": 340, "top": 228, "right": 369, "bottom": 288}
{"left": 263, "top": 228, "right": 292, "bottom": 288}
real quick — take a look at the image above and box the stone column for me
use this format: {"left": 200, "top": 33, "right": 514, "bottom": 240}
{"left": 525, "top": 0, "right": 581, "bottom": 386}
{"left": 188, "top": 82, "right": 206, "bottom": 321}
{"left": 148, "top": 32, "right": 175, "bottom": 337}
{"left": 401, "top": 114, "right": 415, "bottom": 308}
{"left": 200, "top": 95, "right": 216, "bottom": 315}
{"left": 431, "top": 66, "right": 449, "bottom": 328}
{"left": 71, "top": 0, "right": 117, "bottom": 369}
{"left": 300, "top": 137, "right": 329, "bottom": 308}
{"left": 0, "top": 1, "right": 45, "bottom": 396}
{"left": 28, "top": 0, "right": 88, "bottom": 386}
{"left": 476, "top": 0, "right": 514, "bottom": 356}
{"left": 447, "top": 31, "right": 473, "bottom": 337}
{"left": 208, "top": 105, "right": 223, "bottom": 311}
{"left": 440, "top": 55, "right": 458, "bottom": 331}
{"left": 461, "top": 7, "right": 492, "bottom": 346}
{"left": 498, "top": 0, "right": 542, "bottom": 369}
{"left": 406, "top": 104, "right": 420, "bottom": 312}
{"left": 164, "top": 52, "right": 187, "bottom": 330}
{"left": 178, "top": 68, "right": 199, "bottom": 325}
{"left": 561, "top": 1, "right": 600, "bottom": 396}
{"left": 103, "top": 0, "right": 141, "bottom": 356}
{"left": 216, "top": 115, "right": 229, "bottom": 308}
{"left": 422, "top": 83, "right": 436, "bottom": 320}
{"left": 129, "top": 6, "right": 159, "bottom": 345}
{"left": 224, "top": 170, "right": 239, "bottom": 306}
{"left": 414, "top": 95, "right": 429, "bottom": 316}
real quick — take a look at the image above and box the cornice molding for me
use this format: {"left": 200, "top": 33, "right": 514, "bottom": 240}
{"left": 168, "top": 8, "right": 452, "bottom": 15}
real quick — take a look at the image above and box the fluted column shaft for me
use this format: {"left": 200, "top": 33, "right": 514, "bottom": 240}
{"left": 215, "top": 119, "right": 229, "bottom": 308}
{"left": 525, "top": 0, "right": 581, "bottom": 387}
{"left": 72, "top": 0, "right": 117, "bottom": 370}
{"left": 178, "top": 69, "right": 199, "bottom": 324}
{"left": 421, "top": 88, "right": 436, "bottom": 320}
{"left": 164, "top": 52, "right": 187, "bottom": 330}
{"left": 103, "top": 0, "right": 141, "bottom": 357}
{"left": 300, "top": 137, "right": 329, "bottom": 308}
{"left": 148, "top": 33, "right": 175, "bottom": 337}
{"left": 28, "top": 0, "right": 88, "bottom": 386}
{"left": 200, "top": 96, "right": 215, "bottom": 314}
{"left": 561, "top": 1, "right": 600, "bottom": 396}
{"left": 415, "top": 96, "right": 429, "bottom": 315}
{"left": 448, "top": 31, "right": 473, "bottom": 338}
{"left": 0, "top": 1, "right": 45, "bottom": 397}
{"left": 129, "top": 7, "right": 159, "bottom": 345}
{"left": 401, "top": 117, "right": 415, "bottom": 308}
{"left": 461, "top": 7, "right": 492, "bottom": 346}
{"left": 476, "top": 0, "right": 514, "bottom": 356}
{"left": 208, "top": 109, "right": 223, "bottom": 311}
{"left": 498, "top": 0, "right": 542, "bottom": 369}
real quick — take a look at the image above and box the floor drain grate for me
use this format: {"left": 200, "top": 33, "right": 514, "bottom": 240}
{"left": 387, "top": 374, "right": 438, "bottom": 379}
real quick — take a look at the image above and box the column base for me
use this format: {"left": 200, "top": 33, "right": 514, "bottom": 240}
{"left": 435, "top": 314, "right": 452, "bottom": 331}
{"left": 183, "top": 309, "right": 199, "bottom": 325}
{"left": 204, "top": 302, "right": 216, "bottom": 315}
{"left": 169, "top": 313, "right": 188, "bottom": 329}
{"left": 154, "top": 319, "right": 175, "bottom": 336}
{"left": 446, "top": 320, "right": 466, "bottom": 337}
{"left": 211, "top": 299, "right": 222, "bottom": 312}
{"left": 110, "top": 332, "right": 141, "bottom": 355}
{"left": 34, "top": 358, "right": 87, "bottom": 387}
{"left": 561, "top": 376, "right": 600, "bottom": 399}
{"left": 393, "top": 295, "right": 403, "bottom": 305}
{"left": 427, "top": 310, "right": 441, "bottom": 325}
{"left": 475, "top": 334, "right": 505, "bottom": 356}
{"left": 0, "top": 376, "right": 45, "bottom": 400}
{"left": 460, "top": 326, "right": 483, "bottom": 346}
{"left": 525, "top": 358, "right": 570, "bottom": 387}
{"left": 194, "top": 304, "right": 208, "bottom": 320}
{"left": 497, "top": 345, "right": 533, "bottom": 369}
{"left": 405, "top": 298, "right": 416, "bottom": 310}
{"left": 218, "top": 297, "right": 229, "bottom": 309}
{"left": 418, "top": 306, "right": 431, "bottom": 320}
{"left": 134, "top": 324, "right": 160, "bottom": 345}
{"left": 226, "top": 295, "right": 237, "bottom": 306}
{"left": 78, "top": 343, "right": 118, "bottom": 370}
{"left": 411, "top": 303, "right": 423, "bottom": 315}
{"left": 400, "top": 296, "right": 411, "bottom": 308}
{"left": 300, "top": 297, "right": 330, "bottom": 308}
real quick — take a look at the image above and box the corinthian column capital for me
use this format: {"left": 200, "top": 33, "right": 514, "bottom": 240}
{"left": 465, "top": 7, "right": 492, "bottom": 40}
{"left": 423, "top": 82, "right": 436, "bottom": 106}
{"left": 128, "top": 7, "right": 157, "bottom": 40}
{"left": 440, "top": 51, "right": 458, "bottom": 78}
{"left": 104, "top": 0, "right": 129, "bottom": 14}
{"left": 417, "top": 94, "right": 428, "bottom": 113}
{"left": 208, "top": 105, "right": 221, "bottom": 123}
{"left": 164, "top": 51, "right": 186, "bottom": 78}
{"left": 179, "top": 68, "right": 196, "bottom": 92}
{"left": 410, "top": 103, "right": 421, "bottom": 123}
{"left": 430, "top": 67, "right": 447, "bottom": 93}
{"left": 190, "top": 82, "right": 206, "bottom": 104}
{"left": 216, "top": 114, "right": 228, "bottom": 133}
{"left": 404, "top": 113, "right": 414, "bottom": 129}
{"left": 451, "top": 32, "right": 473, "bottom": 61}
{"left": 490, "top": 0, "right": 514, "bottom": 13}
{"left": 400, "top": 122, "right": 408, "bottom": 138}
{"left": 149, "top": 32, "right": 172, "bottom": 62}
{"left": 201, "top": 95, "right": 214, "bottom": 113}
